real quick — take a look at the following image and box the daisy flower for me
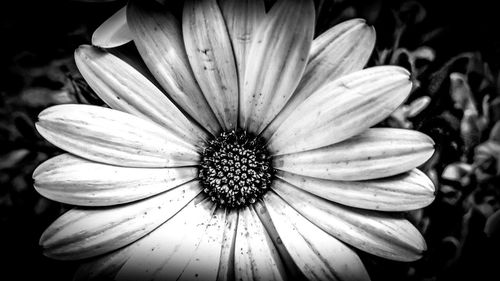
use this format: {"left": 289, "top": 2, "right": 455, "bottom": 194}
{"left": 33, "top": 0, "right": 436, "bottom": 280}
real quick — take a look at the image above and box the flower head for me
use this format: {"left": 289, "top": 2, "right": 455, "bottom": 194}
{"left": 34, "top": 0, "right": 435, "bottom": 280}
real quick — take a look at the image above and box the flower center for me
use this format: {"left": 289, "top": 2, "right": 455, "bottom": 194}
{"left": 199, "top": 130, "right": 273, "bottom": 208}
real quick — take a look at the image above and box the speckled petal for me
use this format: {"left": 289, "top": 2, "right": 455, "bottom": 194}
{"left": 234, "top": 207, "right": 287, "bottom": 281}
{"left": 40, "top": 181, "right": 202, "bottom": 260}
{"left": 273, "top": 128, "right": 435, "bottom": 180}
{"left": 127, "top": 0, "right": 220, "bottom": 135}
{"left": 115, "top": 198, "right": 219, "bottom": 281}
{"left": 240, "top": 0, "right": 315, "bottom": 134}
{"left": 75, "top": 45, "right": 207, "bottom": 146}
{"left": 33, "top": 153, "right": 198, "bottom": 206}
{"left": 273, "top": 178, "right": 427, "bottom": 262}
{"left": 183, "top": 0, "right": 238, "bottom": 130}
{"left": 219, "top": 0, "right": 265, "bottom": 89}
{"left": 264, "top": 191, "right": 370, "bottom": 281}
{"left": 268, "top": 66, "right": 412, "bottom": 155}
{"left": 36, "top": 104, "right": 199, "bottom": 167}
{"left": 262, "top": 18, "right": 375, "bottom": 139}
{"left": 92, "top": 6, "right": 132, "bottom": 48}
{"left": 276, "top": 169, "right": 435, "bottom": 211}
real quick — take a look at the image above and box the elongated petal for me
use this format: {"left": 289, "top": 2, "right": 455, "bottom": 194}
{"left": 219, "top": 0, "right": 265, "bottom": 87}
{"left": 127, "top": 0, "right": 221, "bottom": 135}
{"left": 234, "top": 207, "right": 287, "bottom": 281}
{"left": 40, "top": 181, "right": 202, "bottom": 260}
{"left": 262, "top": 19, "right": 375, "bottom": 139}
{"left": 176, "top": 208, "right": 227, "bottom": 281}
{"left": 273, "top": 128, "right": 435, "bottom": 180}
{"left": 240, "top": 0, "right": 315, "bottom": 134}
{"left": 115, "top": 198, "right": 217, "bottom": 280}
{"left": 75, "top": 45, "right": 207, "bottom": 145}
{"left": 36, "top": 104, "right": 199, "bottom": 167}
{"left": 92, "top": 6, "right": 132, "bottom": 48}
{"left": 33, "top": 154, "right": 198, "bottom": 206}
{"left": 277, "top": 169, "right": 435, "bottom": 211}
{"left": 273, "top": 179, "right": 427, "bottom": 261}
{"left": 268, "top": 66, "right": 413, "bottom": 155}
{"left": 74, "top": 243, "right": 134, "bottom": 281}
{"left": 183, "top": 0, "right": 238, "bottom": 130}
{"left": 217, "top": 210, "right": 238, "bottom": 281}
{"left": 264, "top": 192, "right": 370, "bottom": 281}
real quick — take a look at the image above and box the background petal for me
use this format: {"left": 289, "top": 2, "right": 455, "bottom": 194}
{"left": 92, "top": 6, "right": 132, "bottom": 48}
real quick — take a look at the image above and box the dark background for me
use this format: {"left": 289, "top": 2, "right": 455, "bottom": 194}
{"left": 1, "top": 0, "right": 499, "bottom": 280}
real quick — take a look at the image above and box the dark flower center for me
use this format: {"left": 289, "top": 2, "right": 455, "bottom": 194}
{"left": 199, "top": 130, "right": 273, "bottom": 208}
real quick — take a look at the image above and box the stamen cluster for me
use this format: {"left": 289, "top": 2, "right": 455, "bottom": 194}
{"left": 199, "top": 130, "right": 273, "bottom": 208}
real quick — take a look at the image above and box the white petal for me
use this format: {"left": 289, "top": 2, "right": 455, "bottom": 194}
{"left": 115, "top": 197, "right": 216, "bottom": 280}
{"left": 74, "top": 244, "right": 134, "bottom": 281}
{"left": 219, "top": 0, "right": 265, "bottom": 88}
{"left": 273, "top": 178, "right": 427, "bottom": 262}
{"left": 36, "top": 104, "right": 199, "bottom": 167}
{"left": 276, "top": 169, "right": 435, "bottom": 212}
{"left": 273, "top": 128, "right": 435, "bottom": 180}
{"left": 240, "top": 0, "right": 315, "bottom": 134}
{"left": 33, "top": 154, "right": 198, "bottom": 206}
{"left": 234, "top": 207, "right": 287, "bottom": 281}
{"left": 217, "top": 210, "right": 238, "bottom": 281}
{"left": 262, "top": 18, "right": 375, "bottom": 139}
{"left": 183, "top": 0, "right": 238, "bottom": 130}
{"left": 40, "top": 181, "right": 202, "bottom": 260}
{"left": 75, "top": 45, "right": 207, "bottom": 146}
{"left": 264, "top": 191, "right": 370, "bottom": 281}
{"left": 92, "top": 6, "right": 133, "bottom": 48}
{"left": 268, "top": 66, "right": 412, "bottom": 155}
{"left": 127, "top": 0, "right": 221, "bottom": 135}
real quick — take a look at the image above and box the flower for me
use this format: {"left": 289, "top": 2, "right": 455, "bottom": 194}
{"left": 33, "top": 0, "right": 436, "bottom": 280}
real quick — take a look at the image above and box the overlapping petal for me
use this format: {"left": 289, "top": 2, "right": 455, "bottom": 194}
{"left": 234, "top": 207, "right": 288, "bottom": 281}
{"left": 183, "top": 0, "right": 239, "bottom": 130}
{"left": 273, "top": 128, "right": 435, "bottom": 180}
{"left": 264, "top": 191, "right": 370, "bottom": 281}
{"left": 262, "top": 18, "right": 376, "bottom": 139}
{"left": 92, "top": 6, "right": 132, "bottom": 48}
{"left": 268, "top": 66, "right": 413, "bottom": 155}
{"left": 127, "top": 0, "right": 221, "bottom": 135}
{"left": 240, "top": 0, "right": 315, "bottom": 134}
{"left": 276, "top": 169, "right": 435, "bottom": 211}
{"left": 75, "top": 45, "right": 207, "bottom": 145}
{"left": 33, "top": 154, "right": 198, "bottom": 206}
{"left": 217, "top": 210, "right": 238, "bottom": 281}
{"left": 219, "top": 0, "right": 265, "bottom": 88}
{"left": 74, "top": 244, "right": 134, "bottom": 281}
{"left": 273, "top": 178, "right": 427, "bottom": 262}
{"left": 115, "top": 198, "right": 220, "bottom": 280}
{"left": 40, "top": 181, "right": 202, "bottom": 260}
{"left": 36, "top": 104, "right": 199, "bottom": 167}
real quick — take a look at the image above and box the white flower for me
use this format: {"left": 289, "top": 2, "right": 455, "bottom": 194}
{"left": 34, "top": 0, "right": 435, "bottom": 280}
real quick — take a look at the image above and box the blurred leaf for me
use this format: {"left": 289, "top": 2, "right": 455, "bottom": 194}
{"left": 0, "top": 149, "right": 30, "bottom": 170}
{"left": 485, "top": 209, "right": 500, "bottom": 238}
